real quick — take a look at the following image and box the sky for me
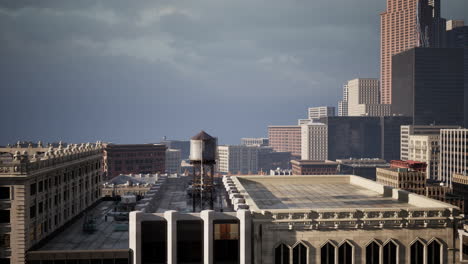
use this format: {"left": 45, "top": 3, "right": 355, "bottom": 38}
{"left": 0, "top": 0, "right": 467, "bottom": 145}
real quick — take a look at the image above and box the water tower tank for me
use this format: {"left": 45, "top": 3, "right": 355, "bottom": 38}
{"left": 190, "top": 131, "right": 217, "bottom": 163}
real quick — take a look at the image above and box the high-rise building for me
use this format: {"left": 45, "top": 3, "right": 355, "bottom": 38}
{"left": 217, "top": 145, "right": 259, "bottom": 174}
{"left": 300, "top": 121, "right": 328, "bottom": 160}
{"left": 165, "top": 149, "right": 181, "bottom": 174}
{"left": 240, "top": 138, "right": 269, "bottom": 147}
{"left": 439, "top": 129, "right": 468, "bottom": 186}
{"left": 0, "top": 143, "right": 103, "bottom": 263}
{"left": 268, "top": 125, "right": 301, "bottom": 158}
{"left": 160, "top": 139, "right": 190, "bottom": 160}
{"left": 408, "top": 135, "right": 440, "bottom": 179}
{"left": 380, "top": 0, "right": 445, "bottom": 104}
{"left": 103, "top": 144, "right": 167, "bottom": 179}
{"left": 346, "top": 78, "right": 391, "bottom": 117}
{"left": 446, "top": 19, "right": 465, "bottom": 31}
{"left": 400, "top": 125, "right": 458, "bottom": 161}
{"left": 338, "top": 84, "right": 348, "bottom": 116}
{"left": 308, "top": 106, "right": 335, "bottom": 120}
{"left": 391, "top": 48, "right": 465, "bottom": 126}
{"left": 257, "top": 147, "right": 291, "bottom": 171}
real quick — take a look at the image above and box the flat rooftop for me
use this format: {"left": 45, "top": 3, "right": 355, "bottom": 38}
{"left": 38, "top": 201, "right": 128, "bottom": 251}
{"left": 232, "top": 175, "right": 456, "bottom": 211}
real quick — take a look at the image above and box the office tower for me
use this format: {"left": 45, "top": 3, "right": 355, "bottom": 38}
{"left": 400, "top": 125, "right": 458, "bottom": 161}
{"left": 408, "top": 135, "right": 440, "bottom": 179}
{"left": 338, "top": 84, "right": 348, "bottom": 116}
{"left": 346, "top": 78, "right": 391, "bottom": 116}
{"left": 300, "top": 121, "right": 328, "bottom": 160}
{"left": 308, "top": 106, "right": 335, "bottom": 120}
{"left": 446, "top": 20, "right": 468, "bottom": 127}
{"left": 268, "top": 126, "right": 301, "bottom": 158}
{"left": 0, "top": 143, "right": 103, "bottom": 263}
{"left": 380, "top": 116, "right": 413, "bottom": 161}
{"left": 103, "top": 144, "right": 167, "bottom": 179}
{"left": 240, "top": 138, "right": 269, "bottom": 147}
{"left": 380, "top": 0, "right": 446, "bottom": 104}
{"left": 217, "top": 145, "right": 259, "bottom": 174}
{"left": 257, "top": 147, "right": 291, "bottom": 171}
{"left": 165, "top": 149, "right": 181, "bottom": 174}
{"left": 391, "top": 48, "right": 465, "bottom": 126}
{"left": 160, "top": 139, "right": 190, "bottom": 159}
{"left": 439, "top": 129, "right": 468, "bottom": 186}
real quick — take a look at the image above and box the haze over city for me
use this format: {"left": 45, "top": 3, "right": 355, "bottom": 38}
{"left": 1, "top": 0, "right": 467, "bottom": 145}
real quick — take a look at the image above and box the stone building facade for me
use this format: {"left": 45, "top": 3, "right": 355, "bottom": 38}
{"left": 0, "top": 142, "right": 103, "bottom": 264}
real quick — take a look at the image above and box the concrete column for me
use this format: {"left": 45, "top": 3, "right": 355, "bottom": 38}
{"left": 201, "top": 210, "right": 214, "bottom": 264}
{"left": 164, "top": 210, "right": 178, "bottom": 264}
{"left": 237, "top": 209, "right": 252, "bottom": 264}
{"left": 129, "top": 211, "right": 142, "bottom": 264}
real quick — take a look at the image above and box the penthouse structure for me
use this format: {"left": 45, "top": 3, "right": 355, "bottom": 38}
{"left": 103, "top": 144, "right": 166, "bottom": 179}
{"left": 129, "top": 174, "right": 462, "bottom": 264}
{"left": 0, "top": 142, "right": 104, "bottom": 263}
{"left": 268, "top": 126, "right": 301, "bottom": 158}
{"left": 380, "top": 0, "right": 445, "bottom": 104}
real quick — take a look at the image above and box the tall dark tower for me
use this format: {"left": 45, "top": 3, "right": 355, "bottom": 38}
{"left": 189, "top": 130, "right": 217, "bottom": 212}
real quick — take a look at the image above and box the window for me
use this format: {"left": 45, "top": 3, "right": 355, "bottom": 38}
{"left": 0, "top": 187, "right": 9, "bottom": 199}
{"left": 275, "top": 243, "right": 290, "bottom": 264}
{"left": 0, "top": 210, "right": 10, "bottom": 224}
{"left": 293, "top": 242, "right": 307, "bottom": 264}
{"left": 383, "top": 240, "right": 397, "bottom": 264}
{"left": 38, "top": 202, "right": 43, "bottom": 214}
{"left": 427, "top": 239, "right": 442, "bottom": 264}
{"left": 38, "top": 181, "right": 43, "bottom": 192}
{"left": 366, "top": 241, "right": 380, "bottom": 264}
{"left": 411, "top": 240, "right": 425, "bottom": 264}
{"left": 339, "top": 241, "right": 353, "bottom": 264}
{"left": 321, "top": 242, "right": 336, "bottom": 264}
{"left": 30, "top": 205, "right": 36, "bottom": 219}
{"left": 30, "top": 183, "right": 36, "bottom": 195}
{"left": 0, "top": 234, "right": 10, "bottom": 248}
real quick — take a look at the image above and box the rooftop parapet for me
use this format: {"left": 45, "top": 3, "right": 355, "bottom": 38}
{"left": 0, "top": 141, "right": 104, "bottom": 175}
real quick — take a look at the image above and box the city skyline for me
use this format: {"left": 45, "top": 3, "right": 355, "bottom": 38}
{"left": 1, "top": 1, "right": 467, "bottom": 145}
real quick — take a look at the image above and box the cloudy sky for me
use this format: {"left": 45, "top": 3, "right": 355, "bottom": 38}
{"left": 1, "top": 0, "right": 467, "bottom": 145}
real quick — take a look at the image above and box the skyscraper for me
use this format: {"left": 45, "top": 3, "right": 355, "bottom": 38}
{"left": 380, "top": 0, "right": 445, "bottom": 104}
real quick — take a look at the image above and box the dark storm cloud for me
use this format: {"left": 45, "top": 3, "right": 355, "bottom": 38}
{"left": 0, "top": 0, "right": 467, "bottom": 144}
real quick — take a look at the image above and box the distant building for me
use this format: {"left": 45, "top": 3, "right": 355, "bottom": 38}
{"left": 165, "top": 149, "right": 181, "bottom": 174}
{"left": 446, "top": 19, "right": 465, "bottom": 31}
{"left": 160, "top": 139, "right": 190, "bottom": 159}
{"left": 300, "top": 121, "right": 328, "bottom": 160}
{"left": 338, "top": 83, "right": 348, "bottom": 116}
{"left": 377, "top": 160, "right": 428, "bottom": 195}
{"left": 400, "top": 125, "right": 458, "bottom": 161}
{"left": 240, "top": 137, "right": 269, "bottom": 147}
{"left": 336, "top": 158, "right": 389, "bottom": 180}
{"left": 257, "top": 147, "right": 291, "bottom": 172}
{"left": 217, "top": 145, "right": 259, "bottom": 174}
{"left": 0, "top": 142, "right": 103, "bottom": 263}
{"left": 102, "top": 173, "right": 160, "bottom": 197}
{"left": 269, "top": 168, "right": 292, "bottom": 176}
{"left": 408, "top": 134, "right": 440, "bottom": 180}
{"left": 453, "top": 173, "right": 468, "bottom": 215}
{"left": 103, "top": 144, "right": 166, "bottom": 179}
{"left": 291, "top": 160, "right": 338, "bottom": 175}
{"left": 297, "top": 119, "right": 312, "bottom": 125}
{"left": 268, "top": 125, "right": 301, "bottom": 158}
{"left": 345, "top": 78, "right": 391, "bottom": 117}
{"left": 308, "top": 106, "right": 335, "bottom": 120}
{"left": 391, "top": 48, "right": 465, "bottom": 126}
{"left": 440, "top": 129, "right": 468, "bottom": 186}
{"left": 380, "top": 0, "right": 446, "bottom": 105}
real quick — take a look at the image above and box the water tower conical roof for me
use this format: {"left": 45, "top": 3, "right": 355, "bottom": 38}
{"left": 191, "top": 130, "right": 214, "bottom": 140}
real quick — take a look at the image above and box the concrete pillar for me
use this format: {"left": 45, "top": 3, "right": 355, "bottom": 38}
{"left": 129, "top": 211, "right": 142, "bottom": 264}
{"left": 164, "top": 210, "right": 178, "bottom": 264}
{"left": 237, "top": 209, "right": 252, "bottom": 264}
{"left": 201, "top": 210, "right": 214, "bottom": 264}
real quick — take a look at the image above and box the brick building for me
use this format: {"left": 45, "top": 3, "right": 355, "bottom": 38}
{"left": 291, "top": 160, "right": 338, "bottom": 175}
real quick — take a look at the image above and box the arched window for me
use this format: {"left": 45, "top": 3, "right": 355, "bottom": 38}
{"left": 321, "top": 242, "right": 336, "bottom": 264}
{"left": 366, "top": 241, "right": 380, "bottom": 264}
{"left": 410, "top": 240, "right": 425, "bottom": 264}
{"left": 383, "top": 240, "right": 397, "bottom": 264}
{"left": 427, "top": 239, "right": 442, "bottom": 264}
{"left": 275, "top": 243, "right": 290, "bottom": 264}
{"left": 293, "top": 242, "right": 308, "bottom": 264}
{"left": 338, "top": 241, "right": 353, "bottom": 264}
